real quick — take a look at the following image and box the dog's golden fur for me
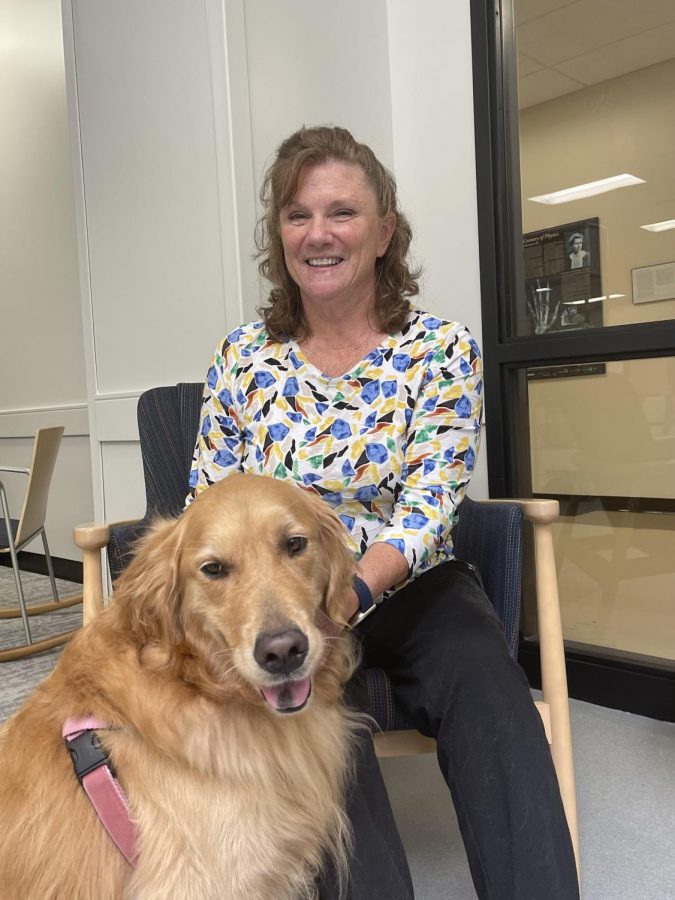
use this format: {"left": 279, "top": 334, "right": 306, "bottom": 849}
{"left": 0, "top": 474, "right": 360, "bottom": 899}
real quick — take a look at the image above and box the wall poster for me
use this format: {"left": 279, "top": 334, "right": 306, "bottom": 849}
{"left": 632, "top": 261, "right": 675, "bottom": 304}
{"left": 522, "top": 217, "right": 602, "bottom": 336}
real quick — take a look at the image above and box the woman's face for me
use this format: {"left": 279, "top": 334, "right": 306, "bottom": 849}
{"left": 280, "top": 160, "right": 395, "bottom": 311}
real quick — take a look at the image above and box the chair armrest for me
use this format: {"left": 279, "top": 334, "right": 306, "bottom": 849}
{"left": 475, "top": 499, "right": 561, "bottom": 630}
{"left": 73, "top": 523, "right": 111, "bottom": 624}
{"left": 0, "top": 466, "right": 30, "bottom": 476}
{"left": 477, "top": 499, "right": 564, "bottom": 688}
{"left": 476, "top": 497, "right": 559, "bottom": 524}
{"left": 73, "top": 517, "right": 145, "bottom": 622}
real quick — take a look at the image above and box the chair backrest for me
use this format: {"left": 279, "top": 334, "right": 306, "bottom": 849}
{"left": 136, "top": 383, "right": 204, "bottom": 519}
{"left": 452, "top": 498, "right": 522, "bottom": 657}
{"left": 16, "top": 426, "right": 65, "bottom": 546}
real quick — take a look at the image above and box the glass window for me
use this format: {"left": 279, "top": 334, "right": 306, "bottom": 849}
{"left": 525, "top": 356, "right": 675, "bottom": 664}
{"left": 514, "top": 1, "right": 675, "bottom": 337}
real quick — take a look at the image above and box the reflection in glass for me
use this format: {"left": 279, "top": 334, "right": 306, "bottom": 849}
{"left": 515, "top": 2, "right": 675, "bottom": 335}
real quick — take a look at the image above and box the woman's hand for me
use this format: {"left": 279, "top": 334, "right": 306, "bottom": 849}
{"left": 317, "top": 542, "right": 407, "bottom": 647}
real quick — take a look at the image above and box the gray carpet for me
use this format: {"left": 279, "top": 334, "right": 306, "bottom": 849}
{"left": 0, "top": 568, "right": 83, "bottom": 722}
{"left": 2, "top": 570, "right": 674, "bottom": 898}
{"left": 381, "top": 697, "right": 675, "bottom": 899}
{"left": 381, "top": 699, "right": 675, "bottom": 900}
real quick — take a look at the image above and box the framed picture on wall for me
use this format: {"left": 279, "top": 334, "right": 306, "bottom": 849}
{"left": 522, "top": 217, "right": 602, "bottom": 336}
{"left": 632, "top": 261, "right": 675, "bottom": 304}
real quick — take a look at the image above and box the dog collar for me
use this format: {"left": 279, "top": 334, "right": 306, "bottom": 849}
{"left": 62, "top": 716, "right": 138, "bottom": 867}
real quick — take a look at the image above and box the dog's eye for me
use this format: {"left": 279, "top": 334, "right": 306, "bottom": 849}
{"left": 200, "top": 561, "right": 227, "bottom": 579}
{"left": 286, "top": 536, "right": 308, "bottom": 557}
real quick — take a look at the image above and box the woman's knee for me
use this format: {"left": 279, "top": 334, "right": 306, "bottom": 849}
{"left": 395, "top": 584, "right": 530, "bottom": 720}
{"left": 406, "top": 567, "right": 511, "bottom": 670}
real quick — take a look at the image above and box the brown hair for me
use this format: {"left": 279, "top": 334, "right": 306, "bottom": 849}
{"left": 255, "top": 125, "right": 421, "bottom": 340}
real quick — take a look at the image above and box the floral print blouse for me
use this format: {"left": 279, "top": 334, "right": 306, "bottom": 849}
{"left": 187, "top": 308, "right": 483, "bottom": 591}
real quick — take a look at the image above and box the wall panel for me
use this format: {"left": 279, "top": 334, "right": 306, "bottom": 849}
{"left": 70, "top": 0, "right": 231, "bottom": 396}
{"left": 1, "top": 0, "right": 93, "bottom": 563}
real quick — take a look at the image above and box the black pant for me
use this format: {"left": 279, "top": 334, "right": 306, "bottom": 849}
{"left": 330, "top": 560, "right": 579, "bottom": 900}
{"left": 317, "top": 674, "right": 415, "bottom": 899}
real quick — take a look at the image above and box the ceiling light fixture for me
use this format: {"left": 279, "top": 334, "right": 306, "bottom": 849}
{"left": 529, "top": 174, "right": 644, "bottom": 205}
{"left": 640, "top": 219, "right": 675, "bottom": 233}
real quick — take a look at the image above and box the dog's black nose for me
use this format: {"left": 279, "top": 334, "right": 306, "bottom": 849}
{"left": 254, "top": 628, "right": 309, "bottom": 676}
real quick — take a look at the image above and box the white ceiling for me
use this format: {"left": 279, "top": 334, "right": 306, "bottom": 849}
{"left": 516, "top": 0, "right": 675, "bottom": 108}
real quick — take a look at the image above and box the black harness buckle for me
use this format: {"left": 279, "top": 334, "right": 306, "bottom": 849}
{"left": 64, "top": 730, "right": 115, "bottom": 784}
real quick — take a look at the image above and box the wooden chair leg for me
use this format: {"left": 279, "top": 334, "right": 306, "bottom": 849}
{"left": 529, "top": 503, "right": 580, "bottom": 879}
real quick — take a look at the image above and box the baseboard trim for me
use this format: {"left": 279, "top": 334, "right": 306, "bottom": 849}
{"left": 0, "top": 552, "right": 83, "bottom": 584}
{"left": 519, "top": 639, "right": 675, "bottom": 724}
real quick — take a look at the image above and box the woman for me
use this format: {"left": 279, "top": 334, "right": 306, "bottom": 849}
{"left": 188, "top": 126, "right": 579, "bottom": 899}
{"left": 568, "top": 232, "right": 590, "bottom": 269}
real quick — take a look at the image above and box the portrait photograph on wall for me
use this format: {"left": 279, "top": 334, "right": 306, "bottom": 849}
{"left": 522, "top": 217, "right": 602, "bottom": 336}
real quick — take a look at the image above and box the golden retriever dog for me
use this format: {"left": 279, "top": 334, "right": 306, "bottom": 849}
{"left": 0, "top": 473, "right": 360, "bottom": 900}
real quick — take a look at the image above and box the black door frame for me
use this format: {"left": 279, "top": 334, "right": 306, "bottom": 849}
{"left": 470, "top": 0, "right": 675, "bottom": 722}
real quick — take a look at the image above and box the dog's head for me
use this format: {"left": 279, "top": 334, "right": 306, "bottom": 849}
{"left": 113, "top": 473, "right": 356, "bottom": 713}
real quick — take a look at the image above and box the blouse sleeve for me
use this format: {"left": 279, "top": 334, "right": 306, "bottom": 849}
{"left": 371, "top": 325, "right": 483, "bottom": 574}
{"left": 185, "top": 338, "right": 245, "bottom": 506}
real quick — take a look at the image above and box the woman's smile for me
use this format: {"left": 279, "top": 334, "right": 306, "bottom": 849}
{"left": 306, "top": 257, "right": 342, "bottom": 267}
{"left": 280, "top": 159, "right": 394, "bottom": 308}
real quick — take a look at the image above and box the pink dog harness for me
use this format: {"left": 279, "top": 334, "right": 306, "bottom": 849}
{"left": 62, "top": 717, "right": 138, "bottom": 866}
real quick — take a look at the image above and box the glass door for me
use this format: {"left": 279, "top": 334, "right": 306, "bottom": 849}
{"left": 470, "top": 0, "right": 675, "bottom": 717}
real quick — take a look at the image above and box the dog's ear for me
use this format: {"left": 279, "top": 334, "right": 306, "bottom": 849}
{"left": 306, "top": 493, "right": 355, "bottom": 625}
{"left": 113, "top": 515, "right": 186, "bottom": 647}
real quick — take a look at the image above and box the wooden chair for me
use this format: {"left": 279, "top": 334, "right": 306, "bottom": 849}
{"left": 0, "top": 427, "right": 82, "bottom": 661}
{"left": 371, "top": 498, "right": 580, "bottom": 875}
{"left": 72, "top": 383, "right": 579, "bottom": 875}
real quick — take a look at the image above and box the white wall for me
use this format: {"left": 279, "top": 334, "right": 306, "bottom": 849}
{"left": 63, "top": 0, "right": 244, "bottom": 526}
{"left": 60, "top": 0, "right": 486, "bottom": 562}
{"left": 386, "top": 0, "right": 487, "bottom": 498}
{"left": 0, "top": 0, "right": 93, "bottom": 560}
{"left": 244, "top": 0, "right": 396, "bottom": 189}
{"left": 239, "top": 0, "right": 396, "bottom": 318}
{"left": 387, "top": 0, "right": 482, "bottom": 338}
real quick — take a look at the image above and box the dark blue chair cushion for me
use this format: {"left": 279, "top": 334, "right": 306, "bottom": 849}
{"left": 452, "top": 499, "right": 522, "bottom": 660}
{"left": 110, "top": 383, "right": 523, "bottom": 735}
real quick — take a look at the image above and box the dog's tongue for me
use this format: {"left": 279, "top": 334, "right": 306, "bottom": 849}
{"left": 261, "top": 677, "right": 311, "bottom": 712}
